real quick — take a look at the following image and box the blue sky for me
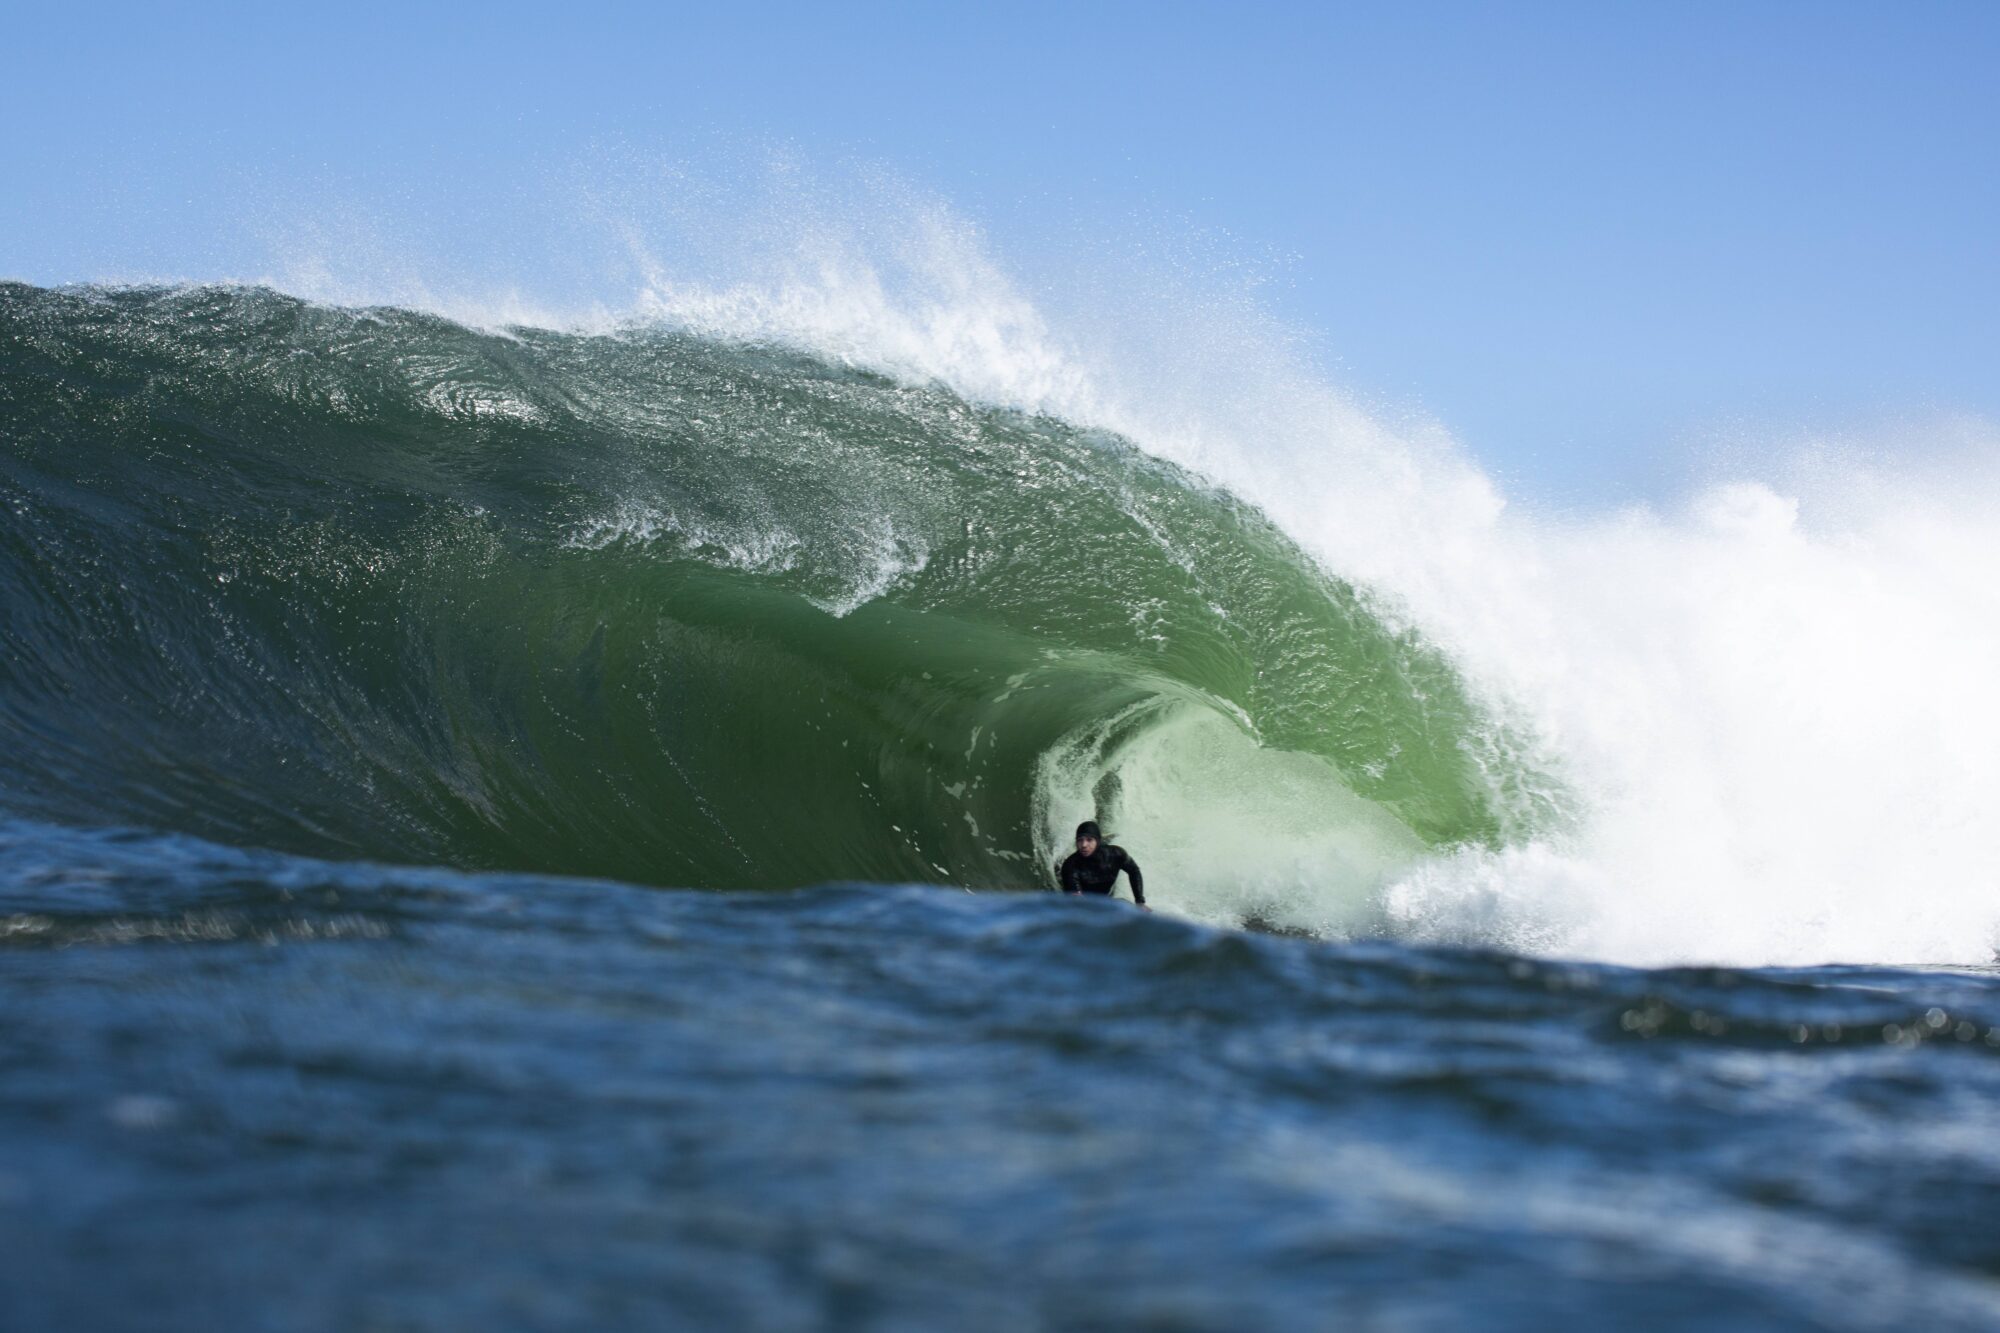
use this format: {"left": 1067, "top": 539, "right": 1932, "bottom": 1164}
{"left": 6, "top": 1, "right": 1996, "bottom": 502}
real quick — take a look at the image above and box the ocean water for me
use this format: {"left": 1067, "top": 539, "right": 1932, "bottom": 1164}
{"left": 6, "top": 823, "right": 2000, "bottom": 1331}
{"left": 3, "top": 265, "right": 1999, "bottom": 1329}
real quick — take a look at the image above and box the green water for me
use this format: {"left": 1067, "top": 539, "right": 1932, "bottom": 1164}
{"left": 0, "top": 282, "right": 1564, "bottom": 926}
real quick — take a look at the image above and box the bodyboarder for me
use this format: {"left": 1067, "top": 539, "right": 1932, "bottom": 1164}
{"left": 1057, "top": 821, "right": 1148, "bottom": 910}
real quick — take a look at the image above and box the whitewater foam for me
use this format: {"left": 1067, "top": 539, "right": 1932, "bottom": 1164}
{"left": 565, "top": 500, "right": 928, "bottom": 618}
{"left": 566, "top": 500, "right": 805, "bottom": 575}
{"left": 1034, "top": 700, "right": 1431, "bottom": 936}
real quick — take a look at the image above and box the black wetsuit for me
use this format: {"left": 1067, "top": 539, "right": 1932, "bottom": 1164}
{"left": 1058, "top": 844, "right": 1145, "bottom": 904}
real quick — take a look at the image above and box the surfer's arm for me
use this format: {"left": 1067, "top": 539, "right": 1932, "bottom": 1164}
{"left": 1120, "top": 850, "right": 1145, "bottom": 905}
{"left": 1058, "top": 857, "right": 1081, "bottom": 894}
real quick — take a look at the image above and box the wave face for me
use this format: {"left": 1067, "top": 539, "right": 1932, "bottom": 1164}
{"left": 0, "top": 282, "right": 1551, "bottom": 928}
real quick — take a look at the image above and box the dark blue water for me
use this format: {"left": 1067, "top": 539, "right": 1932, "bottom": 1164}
{"left": 6, "top": 819, "right": 2000, "bottom": 1331}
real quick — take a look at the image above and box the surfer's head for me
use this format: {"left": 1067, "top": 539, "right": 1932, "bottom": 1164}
{"left": 1075, "top": 820, "right": 1101, "bottom": 856}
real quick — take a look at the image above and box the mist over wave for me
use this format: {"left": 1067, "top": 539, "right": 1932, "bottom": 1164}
{"left": 14, "top": 164, "right": 2000, "bottom": 964}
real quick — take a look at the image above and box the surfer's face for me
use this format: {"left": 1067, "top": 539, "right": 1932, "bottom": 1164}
{"left": 1076, "top": 835, "right": 1098, "bottom": 856}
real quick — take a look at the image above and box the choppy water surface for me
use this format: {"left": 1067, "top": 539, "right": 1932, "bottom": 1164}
{"left": 6, "top": 821, "right": 2000, "bottom": 1331}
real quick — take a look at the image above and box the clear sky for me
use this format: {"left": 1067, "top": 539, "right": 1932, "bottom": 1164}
{"left": 5, "top": 1, "right": 1996, "bottom": 502}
